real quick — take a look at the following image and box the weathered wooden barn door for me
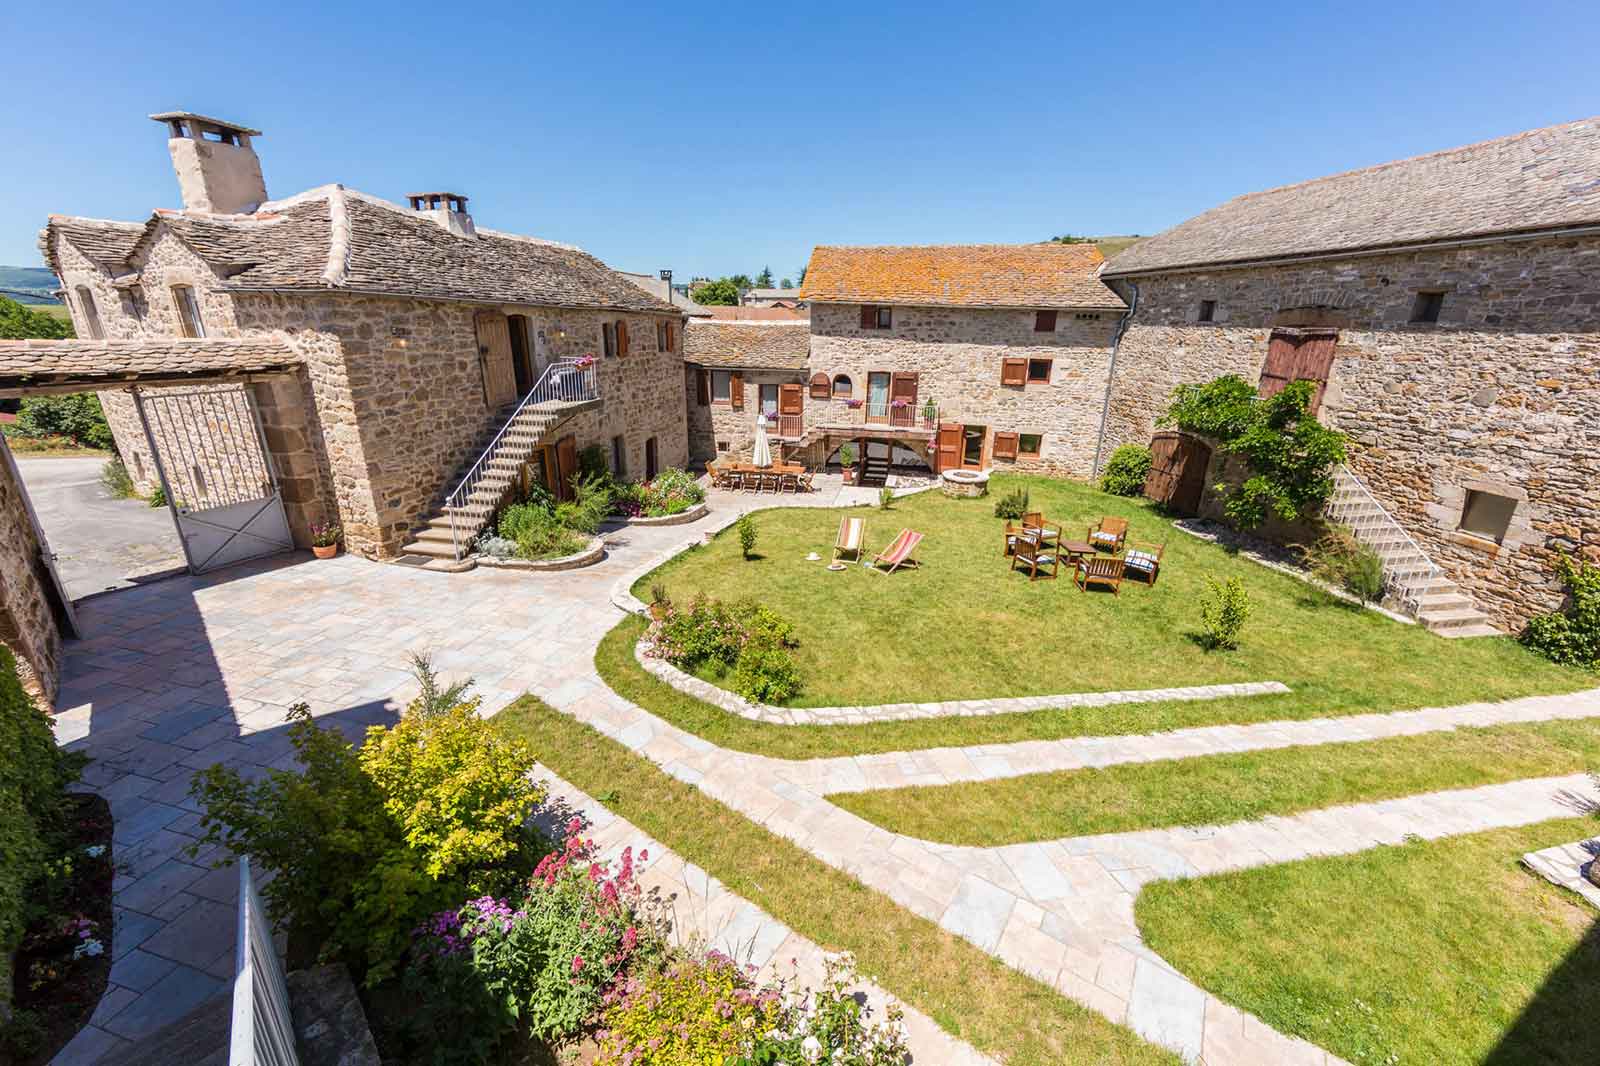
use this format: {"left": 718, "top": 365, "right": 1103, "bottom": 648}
{"left": 1144, "top": 431, "right": 1211, "bottom": 516}
{"left": 554, "top": 434, "right": 578, "bottom": 502}
{"left": 475, "top": 312, "right": 518, "bottom": 408}
{"left": 935, "top": 423, "right": 962, "bottom": 472}
{"left": 1258, "top": 329, "right": 1337, "bottom": 413}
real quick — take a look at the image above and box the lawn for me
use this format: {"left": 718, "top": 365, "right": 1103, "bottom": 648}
{"left": 828, "top": 717, "right": 1600, "bottom": 844}
{"left": 637, "top": 475, "right": 1585, "bottom": 712}
{"left": 493, "top": 696, "right": 1179, "bottom": 1066}
{"left": 1136, "top": 818, "right": 1600, "bottom": 1066}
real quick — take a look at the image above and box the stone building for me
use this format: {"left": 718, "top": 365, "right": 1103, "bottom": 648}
{"left": 25, "top": 110, "right": 688, "bottom": 564}
{"left": 1100, "top": 117, "right": 1600, "bottom": 632}
{"left": 741, "top": 287, "right": 805, "bottom": 309}
{"left": 684, "top": 320, "right": 812, "bottom": 463}
{"left": 788, "top": 244, "right": 1126, "bottom": 481}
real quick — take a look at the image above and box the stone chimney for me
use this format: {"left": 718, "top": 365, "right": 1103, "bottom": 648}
{"left": 150, "top": 111, "right": 267, "bottom": 215}
{"left": 406, "top": 192, "right": 476, "bottom": 238}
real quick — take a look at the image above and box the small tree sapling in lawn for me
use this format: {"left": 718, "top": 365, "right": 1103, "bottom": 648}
{"left": 737, "top": 514, "right": 757, "bottom": 560}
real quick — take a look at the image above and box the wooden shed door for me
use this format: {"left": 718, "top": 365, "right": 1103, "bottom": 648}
{"left": 554, "top": 434, "right": 578, "bottom": 501}
{"left": 935, "top": 423, "right": 962, "bottom": 472}
{"left": 1144, "top": 432, "right": 1211, "bottom": 516}
{"left": 1258, "top": 330, "right": 1337, "bottom": 413}
{"left": 476, "top": 311, "right": 518, "bottom": 408}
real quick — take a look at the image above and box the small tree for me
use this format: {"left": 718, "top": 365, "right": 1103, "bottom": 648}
{"left": 15, "top": 393, "right": 114, "bottom": 449}
{"left": 755, "top": 266, "right": 774, "bottom": 287}
{"left": 1198, "top": 576, "right": 1252, "bottom": 649}
{"left": 737, "top": 514, "right": 757, "bottom": 560}
{"left": 779, "top": 277, "right": 793, "bottom": 289}
{"left": 879, "top": 485, "right": 894, "bottom": 510}
{"left": 692, "top": 279, "right": 740, "bottom": 306}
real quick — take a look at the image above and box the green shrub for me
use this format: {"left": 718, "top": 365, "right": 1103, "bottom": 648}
{"left": 598, "top": 952, "right": 783, "bottom": 1066}
{"left": 578, "top": 443, "right": 611, "bottom": 482}
{"left": 733, "top": 641, "right": 803, "bottom": 704}
{"left": 147, "top": 484, "right": 167, "bottom": 509}
{"left": 1198, "top": 575, "right": 1252, "bottom": 650}
{"left": 0, "top": 295, "right": 72, "bottom": 340}
{"left": 14, "top": 393, "right": 113, "bottom": 450}
{"left": 656, "top": 595, "right": 748, "bottom": 670}
{"left": 1100, "top": 444, "right": 1152, "bottom": 497}
{"left": 0, "top": 646, "right": 82, "bottom": 1009}
{"left": 838, "top": 442, "right": 856, "bottom": 468}
{"left": 879, "top": 485, "right": 895, "bottom": 510}
{"left": 1304, "top": 525, "right": 1387, "bottom": 605}
{"left": 99, "top": 458, "right": 136, "bottom": 499}
{"left": 735, "top": 601, "right": 798, "bottom": 649}
{"left": 1521, "top": 554, "right": 1600, "bottom": 669}
{"left": 738, "top": 514, "right": 758, "bottom": 559}
{"left": 735, "top": 952, "right": 910, "bottom": 1066}
{"left": 190, "top": 693, "right": 543, "bottom": 985}
{"left": 993, "top": 486, "right": 1029, "bottom": 520}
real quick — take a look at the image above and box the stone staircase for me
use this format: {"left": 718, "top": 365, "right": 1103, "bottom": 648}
{"left": 1325, "top": 465, "right": 1500, "bottom": 638}
{"left": 399, "top": 358, "right": 601, "bottom": 566}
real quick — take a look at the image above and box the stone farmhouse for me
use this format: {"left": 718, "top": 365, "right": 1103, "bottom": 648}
{"left": 727, "top": 243, "right": 1125, "bottom": 482}
{"left": 1099, "top": 117, "right": 1600, "bottom": 633}
{"left": 23, "top": 110, "right": 689, "bottom": 566}
{"left": 741, "top": 287, "right": 805, "bottom": 309}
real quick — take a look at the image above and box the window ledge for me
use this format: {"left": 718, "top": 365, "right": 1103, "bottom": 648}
{"left": 1450, "top": 530, "right": 1503, "bottom": 556}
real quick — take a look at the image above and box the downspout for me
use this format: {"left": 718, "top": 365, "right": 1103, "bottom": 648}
{"left": 1091, "top": 279, "right": 1137, "bottom": 479}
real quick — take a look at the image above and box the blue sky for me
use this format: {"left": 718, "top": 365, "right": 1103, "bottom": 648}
{"left": 4, "top": 0, "right": 1597, "bottom": 279}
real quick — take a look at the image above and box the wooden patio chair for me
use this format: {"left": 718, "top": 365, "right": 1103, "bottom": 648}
{"left": 1002, "top": 520, "right": 1023, "bottom": 557}
{"left": 1122, "top": 541, "right": 1165, "bottom": 586}
{"left": 1088, "top": 516, "right": 1129, "bottom": 554}
{"left": 780, "top": 470, "right": 799, "bottom": 493}
{"left": 832, "top": 516, "right": 867, "bottom": 565}
{"left": 867, "top": 528, "right": 924, "bottom": 574}
{"left": 1074, "top": 554, "right": 1124, "bottom": 594}
{"left": 797, "top": 469, "right": 815, "bottom": 493}
{"left": 1021, "top": 511, "right": 1062, "bottom": 548}
{"left": 1010, "top": 531, "right": 1058, "bottom": 581}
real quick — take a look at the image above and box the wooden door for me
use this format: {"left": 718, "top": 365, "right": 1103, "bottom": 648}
{"left": 1258, "top": 330, "right": 1337, "bottom": 413}
{"left": 555, "top": 434, "right": 578, "bottom": 502}
{"left": 476, "top": 311, "right": 518, "bottom": 408}
{"left": 1144, "top": 432, "right": 1211, "bottom": 515}
{"left": 889, "top": 372, "right": 917, "bottom": 426}
{"left": 866, "top": 372, "right": 890, "bottom": 423}
{"left": 935, "top": 423, "right": 962, "bottom": 472}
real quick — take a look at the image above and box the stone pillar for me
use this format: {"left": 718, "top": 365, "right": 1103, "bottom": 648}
{"left": 0, "top": 443, "right": 62, "bottom": 706}
{"left": 252, "top": 371, "right": 334, "bottom": 548}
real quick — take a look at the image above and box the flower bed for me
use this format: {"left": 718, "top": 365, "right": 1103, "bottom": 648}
{"left": 476, "top": 534, "right": 606, "bottom": 571}
{"left": 614, "top": 468, "right": 707, "bottom": 520}
{"left": 614, "top": 502, "right": 708, "bottom": 527}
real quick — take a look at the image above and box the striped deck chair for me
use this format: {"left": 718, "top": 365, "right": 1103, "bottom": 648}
{"left": 832, "top": 516, "right": 866, "bottom": 565}
{"left": 867, "top": 528, "right": 923, "bottom": 574}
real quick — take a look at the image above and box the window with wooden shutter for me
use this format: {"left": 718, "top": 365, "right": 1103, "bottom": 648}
{"left": 697, "top": 368, "right": 710, "bottom": 406}
{"left": 602, "top": 322, "right": 616, "bottom": 358}
{"left": 1000, "top": 357, "right": 1026, "bottom": 386}
{"left": 1019, "top": 433, "right": 1042, "bottom": 457}
{"left": 1034, "top": 310, "right": 1057, "bottom": 333}
{"left": 993, "top": 432, "right": 1020, "bottom": 460}
{"left": 729, "top": 372, "right": 744, "bottom": 409}
{"left": 616, "top": 320, "right": 630, "bottom": 356}
{"left": 859, "top": 305, "right": 876, "bottom": 329}
{"left": 1026, "top": 358, "right": 1053, "bottom": 383}
{"left": 666, "top": 322, "right": 675, "bottom": 351}
{"left": 1259, "top": 330, "right": 1337, "bottom": 412}
{"left": 809, "top": 372, "right": 831, "bottom": 399}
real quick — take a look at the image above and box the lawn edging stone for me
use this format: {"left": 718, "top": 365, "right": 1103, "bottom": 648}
{"left": 632, "top": 634, "right": 1290, "bottom": 726}
{"left": 475, "top": 534, "right": 607, "bottom": 572}
{"left": 612, "top": 502, "right": 710, "bottom": 527}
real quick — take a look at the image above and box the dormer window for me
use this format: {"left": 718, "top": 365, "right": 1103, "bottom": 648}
{"left": 75, "top": 286, "right": 104, "bottom": 339}
{"left": 172, "top": 285, "right": 205, "bottom": 338}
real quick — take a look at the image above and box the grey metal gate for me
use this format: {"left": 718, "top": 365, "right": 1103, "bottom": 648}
{"left": 132, "top": 385, "right": 294, "bottom": 574}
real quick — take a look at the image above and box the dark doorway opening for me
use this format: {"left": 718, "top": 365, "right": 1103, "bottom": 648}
{"left": 508, "top": 315, "right": 535, "bottom": 396}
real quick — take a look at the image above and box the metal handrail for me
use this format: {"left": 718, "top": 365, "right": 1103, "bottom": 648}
{"left": 817, "top": 402, "right": 939, "bottom": 431}
{"left": 443, "top": 358, "right": 599, "bottom": 559}
{"left": 230, "top": 858, "right": 299, "bottom": 1066}
{"left": 1324, "top": 463, "right": 1444, "bottom": 616}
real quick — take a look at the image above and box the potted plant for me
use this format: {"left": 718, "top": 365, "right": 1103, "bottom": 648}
{"left": 839, "top": 442, "right": 857, "bottom": 484}
{"left": 310, "top": 521, "right": 342, "bottom": 559}
{"left": 648, "top": 582, "right": 672, "bottom": 621}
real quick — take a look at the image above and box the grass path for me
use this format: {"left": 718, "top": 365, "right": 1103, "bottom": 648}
{"left": 493, "top": 696, "right": 1180, "bottom": 1066}
{"left": 1137, "top": 817, "right": 1600, "bottom": 1066}
{"left": 638, "top": 475, "right": 1583, "bottom": 713}
{"left": 827, "top": 717, "right": 1600, "bottom": 844}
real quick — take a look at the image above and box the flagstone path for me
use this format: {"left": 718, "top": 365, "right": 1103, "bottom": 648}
{"left": 47, "top": 499, "right": 1600, "bottom": 1065}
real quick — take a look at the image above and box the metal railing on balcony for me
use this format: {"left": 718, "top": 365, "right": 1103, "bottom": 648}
{"left": 816, "top": 401, "right": 940, "bottom": 431}
{"left": 230, "top": 858, "right": 300, "bottom": 1066}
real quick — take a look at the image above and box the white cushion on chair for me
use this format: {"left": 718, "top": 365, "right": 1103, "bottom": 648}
{"left": 1091, "top": 530, "right": 1119, "bottom": 544}
{"left": 1125, "top": 550, "right": 1158, "bottom": 571}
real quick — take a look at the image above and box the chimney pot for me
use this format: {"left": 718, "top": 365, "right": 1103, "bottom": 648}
{"left": 150, "top": 111, "right": 267, "bottom": 214}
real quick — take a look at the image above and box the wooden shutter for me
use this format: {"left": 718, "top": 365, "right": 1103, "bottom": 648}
{"left": 936, "top": 423, "right": 962, "bottom": 472}
{"left": 475, "top": 311, "right": 518, "bottom": 407}
{"left": 809, "top": 373, "right": 830, "bottom": 399}
{"left": 666, "top": 322, "right": 675, "bottom": 351}
{"left": 859, "top": 305, "right": 876, "bottom": 329}
{"left": 1000, "top": 357, "right": 1027, "bottom": 386}
{"left": 889, "top": 372, "right": 918, "bottom": 404}
{"left": 616, "top": 319, "right": 630, "bottom": 357}
{"left": 729, "top": 372, "right": 744, "bottom": 409}
{"left": 696, "top": 368, "right": 710, "bottom": 406}
{"left": 779, "top": 382, "right": 804, "bottom": 415}
{"left": 993, "top": 432, "right": 1019, "bottom": 460}
{"left": 555, "top": 434, "right": 579, "bottom": 502}
{"left": 1034, "top": 310, "right": 1057, "bottom": 332}
{"left": 1259, "top": 330, "right": 1337, "bottom": 413}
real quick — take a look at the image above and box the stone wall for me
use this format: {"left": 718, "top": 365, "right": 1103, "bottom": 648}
{"left": 1103, "top": 235, "right": 1600, "bottom": 628}
{"left": 0, "top": 442, "right": 61, "bottom": 705}
{"left": 686, "top": 367, "right": 806, "bottom": 463}
{"left": 805, "top": 303, "right": 1120, "bottom": 477}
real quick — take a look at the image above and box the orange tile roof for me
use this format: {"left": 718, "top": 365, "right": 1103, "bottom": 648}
{"left": 799, "top": 243, "right": 1126, "bottom": 310}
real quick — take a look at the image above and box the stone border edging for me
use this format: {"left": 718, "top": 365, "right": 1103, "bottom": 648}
{"left": 477, "top": 535, "right": 606, "bottom": 572}
{"left": 1522, "top": 837, "right": 1600, "bottom": 908}
{"left": 634, "top": 637, "right": 1289, "bottom": 726}
{"left": 612, "top": 502, "right": 709, "bottom": 527}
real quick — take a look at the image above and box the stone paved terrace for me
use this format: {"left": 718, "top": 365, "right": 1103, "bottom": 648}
{"left": 47, "top": 498, "right": 1600, "bottom": 1064}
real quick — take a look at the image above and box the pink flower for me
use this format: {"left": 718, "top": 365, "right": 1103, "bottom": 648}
{"left": 572, "top": 955, "right": 585, "bottom": 974}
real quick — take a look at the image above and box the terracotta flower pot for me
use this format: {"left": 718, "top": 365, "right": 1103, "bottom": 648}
{"left": 312, "top": 543, "right": 339, "bottom": 559}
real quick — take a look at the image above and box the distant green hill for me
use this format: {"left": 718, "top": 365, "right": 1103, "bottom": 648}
{"left": 0, "top": 265, "right": 60, "bottom": 304}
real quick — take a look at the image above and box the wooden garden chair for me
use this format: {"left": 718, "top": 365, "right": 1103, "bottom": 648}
{"left": 797, "top": 469, "right": 815, "bottom": 493}
{"left": 1122, "top": 541, "right": 1165, "bottom": 586}
{"left": 1021, "top": 511, "right": 1062, "bottom": 548}
{"left": 1002, "top": 521, "right": 1023, "bottom": 557}
{"left": 1010, "top": 531, "right": 1058, "bottom": 581}
{"left": 1074, "top": 554, "right": 1124, "bottom": 594}
{"left": 832, "top": 516, "right": 866, "bottom": 565}
{"left": 1088, "top": 516, "right": 1128, "bottom": 554}
{"left": 867, "top": 528, "right": 924, "bottom": 574}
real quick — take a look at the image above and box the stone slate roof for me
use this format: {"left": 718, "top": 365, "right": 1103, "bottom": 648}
{"left": 1104, "top": 117, "right": 1600, "bottom": 276}
{"left": 0, "top": 338, "right": 300, "bottom": 394}
{"left": 683, "top": 320, "right": 810, "bottom": 370}
{"left": 39, "top": 186, "right": 679, "bottom": 315}
{"left": 744, "top": 288, "right": 802, "bottom": 300}
{"left": 800, "top": 243, "right": 1125, "bottom": 310}
{"left": 40, "top": 218, "right": 146, "bottom": 274}
{"left": 701, "top": 305, "right": 809, "bottom": 321}
{"left": 616, "top": 271, "right": 714, "bottom": 316}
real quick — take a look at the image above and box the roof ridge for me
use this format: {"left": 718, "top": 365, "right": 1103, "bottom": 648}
{"left": 322, "top": 184, "right": 351, "bottom": 286}
{"left": 43, "top": 215, "right": 146, "bottom": 229}
{"left": 690, "top": 319, "right": 810, "bottom": 327}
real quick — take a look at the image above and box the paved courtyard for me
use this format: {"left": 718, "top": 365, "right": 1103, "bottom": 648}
{"left": 48, "top": 499, "right": 1600, "bottom": 1065}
